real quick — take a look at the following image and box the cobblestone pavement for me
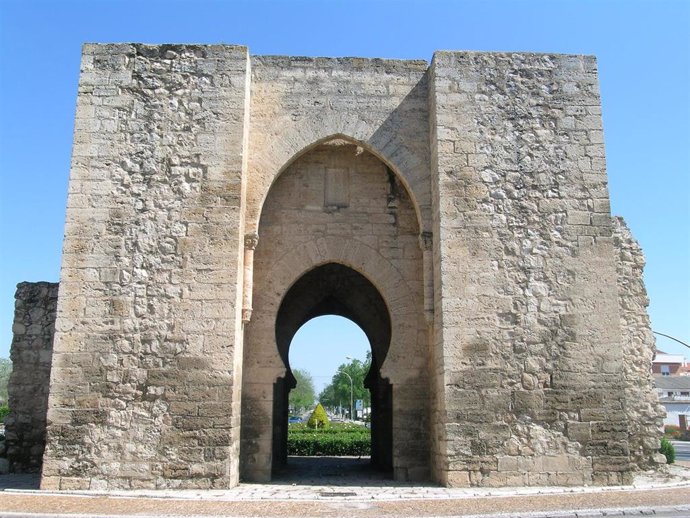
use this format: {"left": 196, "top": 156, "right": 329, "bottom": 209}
{"left": 0, "top": 458, "right": 689, "bottom": 517}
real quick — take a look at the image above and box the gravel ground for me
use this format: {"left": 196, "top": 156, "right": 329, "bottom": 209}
{"left": 0, "top": 487, "right": 689, "bottom": 517}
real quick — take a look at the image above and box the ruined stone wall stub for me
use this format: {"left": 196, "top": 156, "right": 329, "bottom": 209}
{"left": 613, "top": 217, "right": 666, "bottom": 468}
{"left": 5, "top": 282, "right": 58, "bottom": 473}
{"left": 41, "top": 44, "right": 251, "bottom": 490}
{"left": 32, "top": 45, "right": 664, "bottom": 490}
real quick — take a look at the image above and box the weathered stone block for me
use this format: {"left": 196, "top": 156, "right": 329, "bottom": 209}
{"left": 566, "top": 421, "right": 591, "bottom": 443}
{"left": 445, "top": 470, "right": 471, "bottom": 487}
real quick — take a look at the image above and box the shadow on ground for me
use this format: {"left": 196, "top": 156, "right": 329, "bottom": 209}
{"left": 270, "top": 456, "right": 418, "bottom": 487}
{"left": 0, "top": 473, "right": 40, "bottom": 490}
{"left": 0, "top": 457, "right": 414, "bottom": 492}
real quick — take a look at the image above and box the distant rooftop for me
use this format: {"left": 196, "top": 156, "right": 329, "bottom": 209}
{"left": 654, "top": 375, "right": 690, "bottom": 390}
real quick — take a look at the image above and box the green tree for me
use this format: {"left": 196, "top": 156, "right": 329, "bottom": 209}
{"left": 319, "top": 353, "right": 371, "bottom": 418}
{"left": 289, "top": 369, "right": 316, "bottom": 413}
{"left": 0, "top": 358, "right": 11, "bottom": 403}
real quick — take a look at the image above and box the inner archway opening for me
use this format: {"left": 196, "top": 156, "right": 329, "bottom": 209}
{"left": 272, "top": 263, "right": 393, "bottom": 481}
{"left": 288, "top": 315, "right": 370, "bottom": 422}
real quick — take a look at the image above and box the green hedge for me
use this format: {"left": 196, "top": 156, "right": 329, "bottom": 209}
{"left": 288, "top": 431, "right": 370, "bottom": 456}
{"left": 289, "top": 423, "right": 368, "bottom": 435}
{"left": 288, "top": 422, "right": 371, "bottom": 456}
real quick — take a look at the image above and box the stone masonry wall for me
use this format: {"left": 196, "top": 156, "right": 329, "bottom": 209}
{"left": 15, "top": 216, "right": 663, "bottom": 481}
{"left": 246, "top": 56, "right": 432, "bottom": 233}
{"left": 613, "top": 217, "right": 666, "bottom": 468}
{"left": 5, "top": 282, "right": 58, "bottom": 473}
{"left": 42, "top": 44, "right": 251, "bottom": 490}
{"left": 429, "top": 52, "right": 636, "bottom": 486}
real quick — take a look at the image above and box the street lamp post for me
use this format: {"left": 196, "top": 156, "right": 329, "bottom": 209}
{"left": 342, "top": 371, "right": 354, "bottom": 421}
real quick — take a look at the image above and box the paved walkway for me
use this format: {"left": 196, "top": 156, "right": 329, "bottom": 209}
{"left": 0, "top": 458, "right": 689, "bottom": 517}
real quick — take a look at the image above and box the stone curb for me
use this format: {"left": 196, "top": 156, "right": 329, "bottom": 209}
{"left": 1, "top": 504, "right": 690, "bottom": 518}
{"left": 475, "top": 506, "right": 690, "bottom": 518}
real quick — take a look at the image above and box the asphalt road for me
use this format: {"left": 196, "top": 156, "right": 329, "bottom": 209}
{"left": 0, "top": 507, "right": 688, "bottom": 518}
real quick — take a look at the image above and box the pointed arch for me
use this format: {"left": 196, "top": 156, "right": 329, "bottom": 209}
{"left": 246, "top": 130, "right": 431, "bottom": 234}
{"left": 240, "top": 135, "right": 430, "bottom": 483}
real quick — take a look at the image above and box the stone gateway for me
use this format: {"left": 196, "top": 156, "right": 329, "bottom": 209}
{"left": 11, "top": 44, "right": 666, "bottom": 489}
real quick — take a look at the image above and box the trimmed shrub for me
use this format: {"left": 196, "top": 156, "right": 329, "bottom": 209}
{"left": 0, "top": 405, "right": 9, "bottom": 423}
{"left": 307, "top": 403, "right": 330, "bottom": 430}
{"left": 660, "top": 437, "right": 675, "bottom": 464}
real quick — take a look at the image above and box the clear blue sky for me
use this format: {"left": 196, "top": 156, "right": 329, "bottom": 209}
{"left": 290, "top": 316, "right": 371, "bottom": 394}
{"left": 1, "top": 1, "right": 688, "bottom": 382}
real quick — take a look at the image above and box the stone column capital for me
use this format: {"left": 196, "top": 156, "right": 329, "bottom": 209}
{"left": 419, "top": 231, "right": 433, "bottom": 252}
{"left": 244, "top": 232, "right": 259, "bottom": 250}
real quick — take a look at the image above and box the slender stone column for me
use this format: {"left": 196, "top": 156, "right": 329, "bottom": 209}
{"left": 242, "top": 232, "right": 259, "bottom": 323}
{"left": 419, "top": 231, "right": 434, "bottom": 325}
